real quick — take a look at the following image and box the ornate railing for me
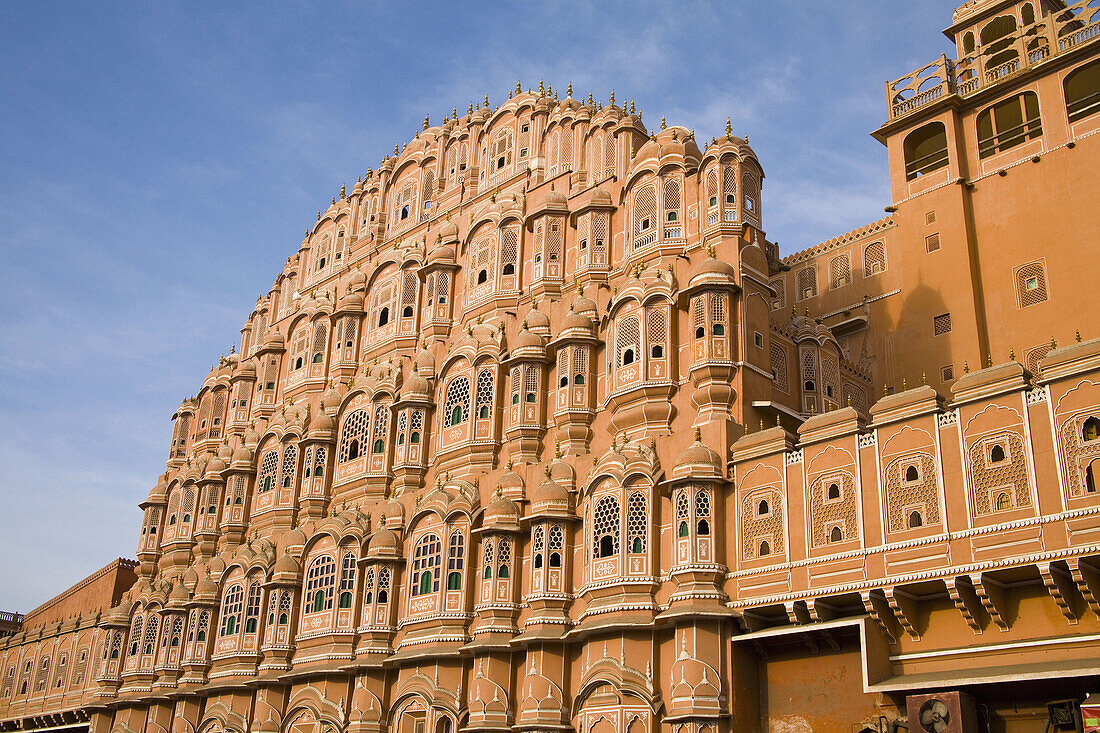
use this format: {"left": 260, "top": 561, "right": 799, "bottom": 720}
{"left": 886, "top": 0, "right": 1100, "bottom": 120}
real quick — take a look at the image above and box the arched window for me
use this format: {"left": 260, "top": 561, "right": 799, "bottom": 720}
{"left": 990, "top": 444, "right": 1006, "bottom": 463}
{"left": 616, "top": 314, "right": 639, "bottom": 369}
{"left": 304, "top": 555, "right": 337, "bottom": 613}
{"left": 362, "top": 567, "right": 375, "bottom": 606}
{"left": 633, "top": 185, "right": 657, "bottom": 237}
{"left": 995, "top": 492, "right": 1012, "bottom": 511}
{"left": 663, "top": 178, "right": 681, "bottom": 223}
{"left": 905, "top": 465, "right": 919, "bottom": 482}
{"left": 483, "top": 538, "right": 495, "bottom": 579}
{"left": 797, "top": 266, "right": 817, "bottom": 300}
{"left": 127, "top": 615, "right": 144, "bottom": 657}
{"left": 1087, "top": 459, "right": 1098, "bottom": 494}
{"left": 339, "top": 409, "right": 370, "bottom": 463}
{"left": 280, "top": 445, "right": 297, "bottom": 488}
{"left": 497, "top": 538, "right": 511, "bottom": 578}
{"left": 1084, "top": 417, "right": 1100, "bottom": 442}
{"left": 695, "top": 489, "right": 711, "bottom": 536}
{"left": 549, "top": 524, "right": 563, "bottom": 567}
{"left": 338, "top": 552, "right": 356, "bottom": 609}
{"left": 830, "top": 526, "right": 843, "bottom": 543}
{"left": 592, "top": 495, "right": 620, "bottom": 558}
{"left": 244, "top": 582, "right": 261, "bottom": 633}
{"left": 1065, "top": 59, "right": 1100, "bottom": 123}
{"left": 864, "top": 241, "right": 886, "bottom": 275}
{"left": 444, "top": 376, "right": 470, "bottom": 427}
{"left": 903, "top": 121, "right": 949, "bottom": 180}
{"left": 908, "top": 510, "right": 923, "bottom": 528}
{"left": 491, "top": 129, "right": 513, "bottom": 172}
{"left": 627, "top": 491, "right": 647, "bottom": 554}
{"left": 759, "top": 540, "right": 771, "bottom": 556}
{"left": 378, "top": 307, "right": 389, "bottom": 327}
{"left": 827, "top": 483, "right": 841, "bottom": 500}
{"left": 377, "top": 567, "right": 391, "bottom": 603}
{"left": 220, "top": 585, "right": 244, "bottom": 636}
{"left": 475, "top": 369, "right": 494, "bottom": 419}
{"left": 411, "top": 534, "right": 441, "bottom": 597}
{"left": 977, "top": 92, "right": 1041, "bottom": 159}
{"left": 758, "top": 499, "right": 769, "bottom": 515}
{"left": 532, "top": 525, "right": 544, "bottom": 569}
{"left": 447, "top": 530, "right": 464, "bottom": 590}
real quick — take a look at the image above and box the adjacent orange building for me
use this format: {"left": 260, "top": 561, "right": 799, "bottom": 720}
{"left": 2, "top": 2, "right": 1099, "bottom": 731}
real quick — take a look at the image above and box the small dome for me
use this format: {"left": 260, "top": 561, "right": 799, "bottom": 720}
{"left": 484, "top": 490, "right": 521, "bottom": 525}
{"left": 559, "top": 309, "right": 594, "bottom": 335}
{"left": 231, "top": 441, "right": 252, "bottom": 468}
{"left": 542, "top": 188, "right": 567, "bottom": 208}
{"left": 549, "top": 457, "right": 575, "bottom": 486}
{"left": 532, "top": 477, "right": 569, "bottom": 505}
{"left": 262, "top": 329, "right": 285, "bottom": 348}
{"left": 514, "top": 326, "right": 544, "bottom": 350}
{"left": 194, "top": 571, "right": 218, "bottom": 599}
{"left": 415, "top": 345, "right": 436, "bottom": 376}
{"left": 337, "top": 290, "right": 364, "bottom": 312}
{"left": 367, "top": 526, "right": 401, "bottom": 559}
{"left": 204, "top": 454, "right": 226, "bottom": 478}
{"left": 674, "top": 429, "right": 724, "bottom": 478}
{"left": 524, "top": 303, "right": 551, "bottom": 333}
{"left": 348, "top": 270, "right": 367, "bottom": 288}
{"left": 584, "top": 187, "right": 613, "bottom": 207}
{"left": 169, "top": 580, "right": 190, "bottom": 603}
{"left": 273, "top": 552, "right": 300, "bottom": 576}
{"left": 499, "top": 464, "right": 524, "bottom": 492}
{"left": 427, "top": 243, "right": 456, "bottom": 265}
{"left": 281, "top": 527, "right": 306, "bottom": 554}
{"left": 309, "top": 407, "right": 335, "bottom": 435}
{"left": 235, "top": 360, "right": 256, "bottom": 379}
{"left": 438, "top": 219, "right": 459, "bottom": 240}
{"left": 402, "top": 366, "right": 432, "bottom": 399}
{"left": 690, "top": 255, "right": 737, "bottom": 281}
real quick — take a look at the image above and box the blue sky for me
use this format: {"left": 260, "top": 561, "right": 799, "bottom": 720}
{"left": 0, "top": 1, "right": 956, "bottom": 612}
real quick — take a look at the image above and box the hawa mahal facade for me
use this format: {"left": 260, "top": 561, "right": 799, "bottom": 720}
{"left": 4, "top": 2, "right": 1100, "bottom": 731}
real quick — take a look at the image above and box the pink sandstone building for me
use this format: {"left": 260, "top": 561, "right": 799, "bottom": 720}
{"left": 4, "top": 1, "right": 1100, "bottom": 731}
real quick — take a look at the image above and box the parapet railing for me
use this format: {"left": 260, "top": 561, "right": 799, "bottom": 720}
{"left": 886, "top": 0, "right": 1100, "bottom": 120}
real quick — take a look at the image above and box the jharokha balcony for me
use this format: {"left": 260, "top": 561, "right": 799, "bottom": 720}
{"left": 887, "top": 0, "right": 1100, "bottom": 120}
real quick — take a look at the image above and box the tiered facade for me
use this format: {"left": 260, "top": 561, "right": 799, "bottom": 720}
{"left": 4, "top": 2, "right": 1100, "bottom": 731}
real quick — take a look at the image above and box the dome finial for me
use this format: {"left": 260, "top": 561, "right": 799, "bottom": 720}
{"left": 726, "top": 117, "right": 732, "bottom": 136}
{"left": 423, "top": 113, "right": 429, "bottom": 130}
{"left": 630, "top": 99, "right": 636, "bottom": 114}
{"left": 693, "top": 426, "right": 701, "bottom": 442}
{"left": 660, "top": 116, "right": 666, "bottom": 130}
{"left": 609, "top": 89, "right": 615, "bottom": 106}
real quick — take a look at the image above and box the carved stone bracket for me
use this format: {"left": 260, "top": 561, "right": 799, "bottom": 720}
{"left": 885, "top": 587, "right": 921, "bottom": 641}
{"left": 1068, "top": 556, "right": 1100, "bottom": 618}
{"left": 970, "top": 572, "right": 1010, "bottom": 631}
{"left": 861, "top": 589, "right": 898, "bottom": 645}
{"left": 1039, "top": 560, "right": 1082, "bottom": 624}
{"left": 946, "top": 575, "right": 986, "bottom": 634}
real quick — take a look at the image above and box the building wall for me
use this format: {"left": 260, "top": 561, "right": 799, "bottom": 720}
{"left": 2, "top": 3, "right": 1100, "bottom": 733}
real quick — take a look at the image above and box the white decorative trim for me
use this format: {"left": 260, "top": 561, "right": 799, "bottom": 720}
{"left": 727, "top": 542, "right": 1100, "bottom": 609}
